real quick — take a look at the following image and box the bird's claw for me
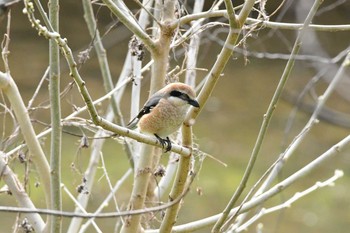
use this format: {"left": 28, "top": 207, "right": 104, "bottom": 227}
{"left": 164, "top": 137, "right": 172, "bottom": 152}
{"left": 155, "top": 134, "right": 172, "bottom": 153}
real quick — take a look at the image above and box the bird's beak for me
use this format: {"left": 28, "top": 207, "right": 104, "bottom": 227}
{"left": 188, "top": 99, "right": 200, "bottom": 108}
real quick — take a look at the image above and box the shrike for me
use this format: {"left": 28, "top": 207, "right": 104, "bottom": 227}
{"left": 127, "top": 82, "right": 200, "bottom": 152}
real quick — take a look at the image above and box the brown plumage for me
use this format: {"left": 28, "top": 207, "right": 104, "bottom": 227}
{"left": 127, "top": 82, "right": 200, "bottom": 152}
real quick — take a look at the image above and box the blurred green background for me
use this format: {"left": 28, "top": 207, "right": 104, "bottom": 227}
{"left": 0, "top": 1, "right": 350, "bottom": 232}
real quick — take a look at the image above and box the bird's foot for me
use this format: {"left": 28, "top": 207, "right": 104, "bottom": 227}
{"left": 154, "top": 134, "right": 172, "bottom": 153}
{"left": 164, "top": 137, "right": 172, "bottom": 152}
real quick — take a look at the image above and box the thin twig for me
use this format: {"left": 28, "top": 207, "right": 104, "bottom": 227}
{"left": 234, "top": 170, "right": 343, "bottom": 232}
{"left": 0, "top": 175, "right": 193, "bottom": 219}
{"left": 0, "top": 152, "right": 45, "bottom": 232}
{"left": 79, "top": 169, "right": 132, "bottom": 232}
{"left": 62, "top": 185, "right": 102, "bottom": 233}
{"left": 254, "top": 51, "right": 350, "bottom": 198}
{"left": 27, "top": 67, "right": 49, "bottom": 110}
{"left": 101, "top": 0, "right": 156, "bottom": 51}
{"left": 173, "top": 9, "right": 350, "bottom": 32}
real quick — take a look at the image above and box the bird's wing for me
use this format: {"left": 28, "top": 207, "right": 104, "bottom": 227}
{"left": 126, "top": 93, "right": 163, "bottom": 129}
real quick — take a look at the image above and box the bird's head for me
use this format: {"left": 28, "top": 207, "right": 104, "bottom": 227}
{"left": 164, "top": 83, "right": 200, "bottom": 108}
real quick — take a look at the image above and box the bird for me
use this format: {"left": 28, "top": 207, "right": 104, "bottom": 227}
{"left": 127, "top": 82, "right": 200, "bottom": 152}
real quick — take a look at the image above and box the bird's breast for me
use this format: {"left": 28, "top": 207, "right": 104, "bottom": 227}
{"left": 138, "top": 100, "right": 190, "bottom": 137}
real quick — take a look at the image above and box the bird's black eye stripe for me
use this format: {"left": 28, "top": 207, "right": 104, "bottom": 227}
{"left": 170, "top": 90, "right": 183, "bottom": 97}
{"left": 170, "top": 90, "right": 192, "bottom": 102}
{"left": 170, "top": 90, "right": 190, "bottom": 100}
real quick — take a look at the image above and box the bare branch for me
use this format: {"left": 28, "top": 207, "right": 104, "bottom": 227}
{"left": 213, "top": 0, "right": 325, "bottom": 231}
{"left": 101, "top": 0, "right": 156, "bottom": 51}
{"left": 162, "top": 134, "right": 350, "bottom": 232}
{"left": 0, "top": 174, "right": 192, "bottom": 219}
{"left": 0, "top": 152, "right": 45, "bottom": 232}
{"left": 233, "top": 170, "right": 344, "bottom": 232}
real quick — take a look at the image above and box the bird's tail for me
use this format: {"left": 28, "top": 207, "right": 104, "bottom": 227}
{"left": 126, "top": 117, "right": 139, "bottom": 129}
